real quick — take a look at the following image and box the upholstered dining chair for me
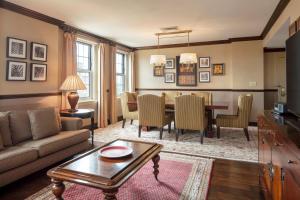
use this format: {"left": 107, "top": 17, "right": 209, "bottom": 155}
{"left": 216, "top": 94, "right": 253, "bottom": 141}
{"left": 120, "top": 92, "right": 138, "bottom": 128}
{"left": 162, "top": 91, "right": 182, "bottom": 103}
{"left": 175, "top": 95, "right": 207, "bottom": 144}
{"left": 191, "top": 92, "right": 212, "bottom": 105}
{"left": 137, "top": 94, "right": 173, "bottom": 139}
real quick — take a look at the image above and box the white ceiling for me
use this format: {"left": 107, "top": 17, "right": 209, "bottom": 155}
{"left": 7, "top": 0, "right": 280, "bottom": 47}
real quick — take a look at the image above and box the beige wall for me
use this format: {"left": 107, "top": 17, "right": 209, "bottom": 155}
{"left": 0, "top": 8, "right": 63, "bottom": 110}
{"left": 134, "top": 40, "right": 264, "bottom": 121}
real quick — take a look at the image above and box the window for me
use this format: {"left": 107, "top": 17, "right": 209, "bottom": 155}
{"left": 116, "top": 52, "right": 126, "bottom": 96}
{"left": 76, "top": 42, "right": 92, "bottom": 99}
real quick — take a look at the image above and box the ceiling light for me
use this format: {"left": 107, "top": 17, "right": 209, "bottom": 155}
{"left": 180, "top": 31, "right": 197, "bottom": 64}
{"left": 150, "top": 34, "right": 166, "bottom": 66}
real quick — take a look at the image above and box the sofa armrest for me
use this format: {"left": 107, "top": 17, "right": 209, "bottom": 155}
{"left": 61, "top": 117, "right": 83, "bottom": 131}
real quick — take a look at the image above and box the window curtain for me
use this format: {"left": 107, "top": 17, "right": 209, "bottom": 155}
{"left": 98, "top": 43, "right": 110, "bottom": 128}
{"left": 110, "top": 46, "right": 118, "bottom": 124}
{"left": 61, "top": 32, "right": 77, "bottom": 109}
{"left": 128, "top": 52, "right": 135, "bottom": 92}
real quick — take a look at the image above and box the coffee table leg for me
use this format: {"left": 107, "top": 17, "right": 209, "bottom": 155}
{"left": 103, "top": 189, "right": 118, "bottom": 200}
{"left": 51, "top": 179, "right": 65, "bottom": 200}
{"left": 152, "top": 154, "right": 160, "bottom": 180}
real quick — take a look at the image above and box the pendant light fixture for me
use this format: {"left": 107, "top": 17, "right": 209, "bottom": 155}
{"left": 179, "top": 31, "right": 197, "bottom": 64}
{"left": 150, "top": 34, "right": 166, "bottom": 66}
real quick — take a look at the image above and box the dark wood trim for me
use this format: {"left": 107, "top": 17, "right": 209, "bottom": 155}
{"left": 135, "top": 88, "right": 277, "bottom": 92}
{"left": 264, "top": 47, "right": 286, "bottom": 52}
{"left": 0, "top": 1, "right": 134, "bottom": 52}
{"left": 261, "top": 0, "right": 291, "bottom": 39}
{"left": 0, "top": 92, "right": 62, "bottom": 100}
{"left": 135, "top": 36, "right": 262, "bottom": 51}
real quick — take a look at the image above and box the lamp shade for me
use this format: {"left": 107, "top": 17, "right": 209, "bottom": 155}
{"left": 150, "top": 55, "right": 166, "bottom": 66}
{"left": 60, "top": 75, "right": 86, "bottom": 91}
{"left": 179, "top": 53, "right": 197, "bottom": 64}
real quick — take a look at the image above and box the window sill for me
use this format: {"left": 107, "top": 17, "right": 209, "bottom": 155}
{"left": 79, "top": 99, "right": 97, "bottom": 104}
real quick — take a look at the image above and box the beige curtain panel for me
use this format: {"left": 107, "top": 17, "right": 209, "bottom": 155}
{"left": 128, "top": 51, "right": 135, "bottom": 92}
{"left": 110, "top": 46, "right": 118, "bottom": 124}
{"left": 61, "top": 32, "right": 77, "bottom": 109}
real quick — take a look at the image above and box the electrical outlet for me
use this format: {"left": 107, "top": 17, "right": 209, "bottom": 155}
{"left": 249, "top": 81, "right": 257, "bottom": 87}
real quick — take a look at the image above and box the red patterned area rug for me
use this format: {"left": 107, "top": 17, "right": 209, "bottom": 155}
{"left": 26, "top": 152, "right": 213, "bottom": 200}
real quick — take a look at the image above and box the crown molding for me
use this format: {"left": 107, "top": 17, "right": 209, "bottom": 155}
{"left": 261, "top": 0, "right": 291, "bottom": 39}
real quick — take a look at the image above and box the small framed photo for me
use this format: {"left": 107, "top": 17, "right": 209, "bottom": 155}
{"left": 6, "top": 61, "right": 27, "bottom": 81}
{"left": 31, "top": 63, "right": 47, "bottom": 81}
{"left": 199, "top": 57, "right": 210, "bottom": 68}
{"left": 6, "top": 37, "right": 27, "bottom": 59}
{"left": 212, "top": 63, "right": 225, "bottom": 75}
{"left": 199, "top": 71, "right": 210, "bottom": 83}
{"left": 165, "top": 58, "right": 175, "bottom": 69}
{"left": 164, "top": 73, "right": 175, "bottom": 83}
{"left": 153, "top": 66, "right": 164, "bottom": 77}
{"left": 31, "top": 42, "right": 47, "bottom": 62}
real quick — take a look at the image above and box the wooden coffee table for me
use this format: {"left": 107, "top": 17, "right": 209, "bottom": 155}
{"left": 47, "top": 139, "right": 163, "bottom": 200}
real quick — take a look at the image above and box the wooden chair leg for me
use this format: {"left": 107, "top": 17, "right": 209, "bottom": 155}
{"left": 130, "top": 119, "right": 133, "bottom": 125}
{"left": 244, "top": 128, "right": 250, "bottom": 141}
{"left": 200, "top": 130, "right": 204, "bottom": 144}
{"left": 159, "top": 127, "right": 163, "bottom": 140}
{"left": 122, "top": 119, "right": 126, "bottom": 128}
{"left": 174, "top": 121, "right": 176, "bottom": 129}
{"left": 168, "top": 123, "right": 171, "bottom": 133}
{"left": 138, "top": 125, "right": 142, "bottom": 137}
{"left": 176, "top": 129, "right": 180, "bottom": 141}
{"left": 217, "top": 126, "right": 220, "bottom": 138}
{"left": 181, "top": 129, "right": 184, "bottom": 135}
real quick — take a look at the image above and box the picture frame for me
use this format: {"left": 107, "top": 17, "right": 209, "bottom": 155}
{"left": 199, "top": 71, "right": 210, "bottom": 83}
{"left": 30, "top": 63, "right": 47, "bottom": 81}
{"left": 212, "top": 63, "right": 225, "bottom": 75}
{"left": 6, "top": 60, "right": 27, "bottom": 81}
{"left": 6, "top": 37, "right": 27, "bottom": 59}
{"left": 176, "top": 56, "right": 197, "bottom": 86}
{"left": 153, "top": 66, "right": 164, "bottom": 77}
{"left": 164, "top": 73, "right": 175, "bottom": 83}
{"left": 165, "top": 58, "right": 175, "bottom": 69}
{"left": 199, "top": 57, "right": 210, "bottom": 68}
{"left": 31, "top": 42, "right": 48, "bottom": 62}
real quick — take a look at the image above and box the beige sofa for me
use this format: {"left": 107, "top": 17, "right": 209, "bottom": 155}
{"left": 0, "top": 108, "right": 91, "bottom": 187}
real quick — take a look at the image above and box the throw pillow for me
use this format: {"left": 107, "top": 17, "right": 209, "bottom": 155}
{"left": 9, "top": 110, "right": 33, "bottom": 144}
{"left": 27, "top": 107, "right": 60, "bottom": 140}
{"left": 0, "top": 112, "right": 13, "bottom": 146}
{"left": 0, "top": 131, "right": 4, "bottom": 151}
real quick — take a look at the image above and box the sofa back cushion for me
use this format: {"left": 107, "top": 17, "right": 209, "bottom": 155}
{"left": 27, "top": 107, "right": 60, "bottom": 140}
{"left": 0, "top": 112, "right": 13, "bottom": 146}
{"left": 0, "top": 133, "right": 4, "bottom": 151}
{"left": 9, "top": 111, "right": 32, "bottom": 144}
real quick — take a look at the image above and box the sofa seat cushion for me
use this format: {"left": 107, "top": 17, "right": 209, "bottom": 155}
{"left": 0, "top": 146, "right": 38, "bottom": 173}
{"left": 17, "top": 129, "right": 90, "bottom": 157}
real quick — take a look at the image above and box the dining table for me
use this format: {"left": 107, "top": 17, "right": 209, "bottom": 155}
{"left": 127, "top": 100, "right": 229, "bottom": 138}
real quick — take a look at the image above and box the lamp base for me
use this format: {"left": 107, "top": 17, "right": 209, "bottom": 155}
{"left": 67, "top": 92, "right": 79, "bottom": 113}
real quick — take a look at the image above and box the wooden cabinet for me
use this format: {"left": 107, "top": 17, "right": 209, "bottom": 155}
{"left": 258, "top": 111, "right": 300, "bottom": 200}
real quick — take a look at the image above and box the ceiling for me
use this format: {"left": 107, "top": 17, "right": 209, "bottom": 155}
{"left": 7, "top": 0, "right": 280, "bottom": 47}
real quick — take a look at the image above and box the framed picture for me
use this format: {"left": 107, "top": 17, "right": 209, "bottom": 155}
{"left": 153, "top": 66, "right": 164, "bottom": 76}
{"left": 165, "top": 58, "right": 175, "bottom": 69}
{"left": 31, "top": 42, "right": 48, "bottom": 62}
{"left": 212, "top": 63, "right": 225, "bottom": 75}
{"left": 199, "top": 71, "right": 210, "bottom": 83}
{"left": 6, "top": 37, "right": 27, "bottom": 59}
{"left": 30, "top": 63, "right": 47, "bottom": 81}
{"left": 176, "top": 56, "right": 197, "bottom": 86}
{"left": 199, "top": 57, "right": 210, "bottom": 68}
{"left": 164, "top": 73, "right": 175, "bottom": 83}
{"left": 6, "top": 60, "right": 27, "bottom": 81}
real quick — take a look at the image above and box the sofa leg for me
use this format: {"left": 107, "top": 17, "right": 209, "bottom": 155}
{"left": 244, "top": 128, "right": 250, "bottom": 141}
{"left": 217, "top": 126, "right": 220, "bottom": 138}
{"left": 122, "top": 119, "right": 126, "bottom": 128}
{"left": 130, "top": 119, "right": 133, "bottom": 125}
{"left": 176, "top": 129, "right": 179, "bottom": 141}
{"left": 159, "top": 127, "right": 163, "bottom": 140}
{"left": 168, "top": 123, "right": 171, "bottom": 133}
{"left": 200, "top": 130, "right": 204, "bottom": 144}
{"left": 138, "top": 125, "right": 142, "bottom": 137}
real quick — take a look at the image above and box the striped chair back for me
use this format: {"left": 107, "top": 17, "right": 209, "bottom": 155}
{"left": 191, "top": 92, "right": 212, "bottom": 105}
{"left": 175, "top": 95, "right": 206, "bottom": 131}
{"left": 162, "top": 91, "right": 182, "bottom": 103}
{"left": 237, "top": 94, "right": 253, "bottom": 127}
{"left": 138, "top": 94, "right": 165, "bottom": 127}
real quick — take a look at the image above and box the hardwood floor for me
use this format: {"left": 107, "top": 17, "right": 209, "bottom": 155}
{"left": 0, "top": 143, "right": 264, "bottom": 200}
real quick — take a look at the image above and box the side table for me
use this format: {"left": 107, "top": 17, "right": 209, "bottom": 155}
{"left": 60, "top": 109, "right": 95, "bottom": 145}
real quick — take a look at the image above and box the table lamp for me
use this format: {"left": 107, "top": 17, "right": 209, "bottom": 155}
{"left": 60, "top": 75, "right": 86, "bottom": 112}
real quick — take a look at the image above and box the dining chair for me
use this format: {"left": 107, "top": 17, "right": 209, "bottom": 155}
{"left": 137, "top": 94, "right": 173, "bottom": 139}
{"left": 120, "top": 92, "right": 138, "bottom": 128}
{"left": 175, "top": 95, "right": 207, "bottom": 144}
{"left": 191, "top": 92, "right": 212, "bottom": 105}
{"left": 216, "top": 94, "right": 253, "bottom": 141}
